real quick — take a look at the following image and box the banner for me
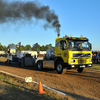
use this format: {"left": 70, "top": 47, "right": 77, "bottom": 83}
{"left": 33, "top": 43, "right": 38, "bottom": 48}
{"left": 17, "top": 42, "right": 21, "bottom": 48}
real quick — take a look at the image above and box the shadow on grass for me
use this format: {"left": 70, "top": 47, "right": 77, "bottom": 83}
{"left": 0, "top": 80, "right": 97, "bottom": 100}
{"left": 61, "top": 90, "right": 96, "bottom": 100}
{"left": 0, "top": 80, "right": 65, "bottom": 100}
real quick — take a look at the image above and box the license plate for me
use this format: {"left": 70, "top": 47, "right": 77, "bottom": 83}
{"left": 80, "top": 65, "right": 85, "bottom": 68}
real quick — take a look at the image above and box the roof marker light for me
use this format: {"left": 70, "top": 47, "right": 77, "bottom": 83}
{"left": 81, "top": 35, "right": 83, "bottom": 38}
{"left": 70, "top": 34, "right": 73, "bottom": 37}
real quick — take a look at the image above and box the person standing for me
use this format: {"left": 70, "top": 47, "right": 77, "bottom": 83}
{"left": 96, "top": 54, "right": 99, "bottom": 63}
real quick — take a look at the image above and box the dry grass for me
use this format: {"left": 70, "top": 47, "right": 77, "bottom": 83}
{"left": 88, "top": 64, "right": 100, "bottom": 70}
{"left": 0, "top": 73, "right": 68, "bottom": 100}
{"left": 0, "top": 57, "right": 7, "bottom": 61}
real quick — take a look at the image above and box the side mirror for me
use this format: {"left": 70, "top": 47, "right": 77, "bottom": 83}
{"left": 88, "top": 42, "right": 92, "bottom": 49}
{"left": 90, "top": 44, "right": 92, "bottom": 49}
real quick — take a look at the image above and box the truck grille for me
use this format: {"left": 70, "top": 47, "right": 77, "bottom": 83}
{"left": 78, "top": 59, "right": 86, "bottom": 64}
{"left": 73, "top": 53, "right": 91, "bottom": 57}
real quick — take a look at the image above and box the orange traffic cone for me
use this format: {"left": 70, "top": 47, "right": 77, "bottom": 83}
{"left": 38, "top": 81, "right": 45, "bottom": 94}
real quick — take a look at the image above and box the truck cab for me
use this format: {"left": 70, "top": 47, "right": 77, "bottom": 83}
{"left": 55, "top": 35, "right": 92, "bottom": 73}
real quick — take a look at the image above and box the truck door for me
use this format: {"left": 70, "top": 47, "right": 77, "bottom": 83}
{"left": 59, "top": 40, "right": 68, "bottom": 63}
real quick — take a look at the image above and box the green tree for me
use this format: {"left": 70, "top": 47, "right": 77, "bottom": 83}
{"left": 0, "top": 43, "right": 3, "bottom": 50}
{"left": 40, "top": 45, "right": 45, "bottom": 51}
{"left": 25, "top": 45, "right": 32, "bottom": 50}
{"left": 32, "top": 44, "right": 40, "bottom": 51}
{"left": 48, "top": 44, "right": 53, "bottom": 48}
{"left": 16, "top": 45, "right": 25, "bottom": 51}
{"left": 21, "top": 45, "right": 25, "bottom": 50}
{"left": 3, "top": 46, "right": 7, "bottom": 51}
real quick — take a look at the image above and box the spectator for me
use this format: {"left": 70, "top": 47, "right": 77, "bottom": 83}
{"left": 98, "top": 51, "right": 100, "bottom": 56}
{"left": 92, "top": 53, "right": 96, "bottom": 63}
{"left": 96, "top": 54, "right": 99, "bottom": 63}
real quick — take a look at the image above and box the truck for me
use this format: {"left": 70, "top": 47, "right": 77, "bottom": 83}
{"left": 6, "top": 45, "right": 37, "bottom": 66}
{"left": 6, "top": 45, "right": 17, "bottom": 64}
{"left": 37, "top": 35, "right": 92, "bottom": 74}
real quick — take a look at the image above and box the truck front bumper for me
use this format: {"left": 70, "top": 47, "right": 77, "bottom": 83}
{"left": 64, "top": 63, "right": 92, "bottom": 69}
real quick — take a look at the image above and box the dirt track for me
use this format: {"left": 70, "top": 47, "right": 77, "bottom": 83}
{"left": 0, "top": 61, "right": 100, "bottom": 100}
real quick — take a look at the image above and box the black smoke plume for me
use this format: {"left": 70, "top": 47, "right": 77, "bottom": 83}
{"left": 0, "top": 0, "right": 61, "bottom": 36}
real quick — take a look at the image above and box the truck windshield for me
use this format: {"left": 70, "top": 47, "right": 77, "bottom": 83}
{"left": 68, "top": 40, "right": 90, "bottom": 51}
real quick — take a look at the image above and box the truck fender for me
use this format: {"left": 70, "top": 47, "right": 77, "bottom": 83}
{"left": 55, "top": 57, "right": 64, "bottom": 68}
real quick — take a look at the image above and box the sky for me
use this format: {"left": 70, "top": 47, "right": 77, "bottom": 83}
{"left": 0, "top": 0, "right": 100, "bottom": 51}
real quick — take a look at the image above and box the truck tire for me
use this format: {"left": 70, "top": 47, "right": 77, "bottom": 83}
{"left": 56, "top": 61, "right": 67, "bottom": 74}
{"left": 37, "top": 61, "right": 43, "bottom": 70}
{"left": 77, "top": 68, "right": 86, "bottom": 73}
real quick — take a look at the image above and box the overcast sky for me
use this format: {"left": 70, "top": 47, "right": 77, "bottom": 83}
{"left": 0, "top": 0, "right": 100, "bottom": 51}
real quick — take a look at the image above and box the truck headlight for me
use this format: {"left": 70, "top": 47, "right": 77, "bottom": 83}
{"left": 88, "top": 64, "right": 92, "bottom": 67}
{"left": 72, "top": 65, "right": 75, "bottom": 67}
{"left": 89, "top": 59, "right": 92, "bottom": 62}
{"left": 71, "top": 60, "right": 75, "bottom": 62}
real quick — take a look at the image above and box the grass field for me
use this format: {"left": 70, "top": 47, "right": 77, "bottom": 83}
{"left": 0, "top": 57, "right": 7, "bottom": 59}
{"left": 88, "top": 63, "right": 100, "bottom": 70}
{"left": 0, "top": 73, "right": 68, "bottom": 100}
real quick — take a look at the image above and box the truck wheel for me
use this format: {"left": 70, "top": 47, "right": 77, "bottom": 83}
{"left": 77, "top": 68, "right": 86, "bottom": 73}
{"left": 56, "top": 61, "right": 66, "bottom": 74}
{"left": 37, "top": 61, "right": 43, "bottom": 70}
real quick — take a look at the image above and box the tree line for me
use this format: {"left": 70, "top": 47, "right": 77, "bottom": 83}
{"left": 0, "top": 43, "right": 54, "bottom": 51}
